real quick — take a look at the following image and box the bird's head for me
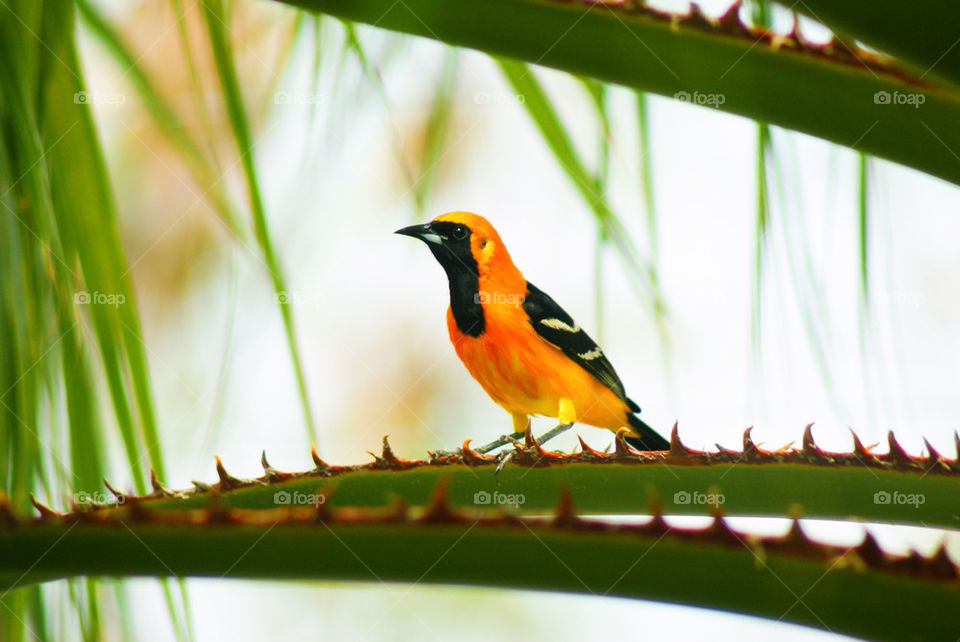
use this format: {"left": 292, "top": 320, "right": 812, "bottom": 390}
{"left": 395, "top": 212, "right": 521, "bottom": 287}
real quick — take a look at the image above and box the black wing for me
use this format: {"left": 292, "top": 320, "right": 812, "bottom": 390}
{"left": 522, "top": 282, "right": 638, "bottom": 411}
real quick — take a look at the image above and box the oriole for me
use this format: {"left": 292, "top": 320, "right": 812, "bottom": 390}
{"left": 396, "top": 212, "right": 669, "bottom": 451}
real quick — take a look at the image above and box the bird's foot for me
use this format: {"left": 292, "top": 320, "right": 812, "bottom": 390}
{"left": 491, "top": 431, "right": 530, "bottom": 483}
{"left": 492, "top": 422, "right": 575, "bottom": 482}
{"left": 428, "top": 429, "right": 527, "bottom": 462}
{"left": 475, "top": 431, "right": 525, "bottom": 455}
{"left": 493, "top": 448, "right": 516, "bottom": 483}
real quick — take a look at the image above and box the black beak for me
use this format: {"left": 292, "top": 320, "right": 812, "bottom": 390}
{"left": 394, "top": 223, "right": 442, "bottom": 245}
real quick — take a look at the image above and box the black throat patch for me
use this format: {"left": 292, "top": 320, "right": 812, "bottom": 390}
{"left": 426, "top": 223, "right": 485, "bottom": 337}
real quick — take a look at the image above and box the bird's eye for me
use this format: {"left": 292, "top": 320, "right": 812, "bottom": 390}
{"left": 452, "top": 225, "right": 468, "bottom": 240}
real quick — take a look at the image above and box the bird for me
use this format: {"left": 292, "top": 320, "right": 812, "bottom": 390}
{"left": 395, "top": 211, "right": 669, "bottom": 453}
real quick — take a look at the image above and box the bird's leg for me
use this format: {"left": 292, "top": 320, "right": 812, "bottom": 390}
{"left": 494, "top": 400, "right": 578, "bottom": 479}
{"left": 475, "top": 432, "right": 525, "bottom": 455}
{"left": 493, "top": 422, "right": 574, "bottom": 478}
{"left": 473, "top": 413, "right": 530, "bottom": 454}
{"left": 533, "top": 397, "right": 577, "bottom": 446}
{"left": 432, "top": 414, "right": 528, "bottom": 459}
{"left": 532, "top": 421, "right": 574, "bottom": 447}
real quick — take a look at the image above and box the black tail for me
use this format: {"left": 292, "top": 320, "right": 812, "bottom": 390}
{"left": 625, "top": 414, "right": 670, "bottom": 451}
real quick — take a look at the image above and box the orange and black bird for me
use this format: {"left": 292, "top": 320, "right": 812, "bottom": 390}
{"left": 396, "top": 211, "right": 669, "bottom": 452}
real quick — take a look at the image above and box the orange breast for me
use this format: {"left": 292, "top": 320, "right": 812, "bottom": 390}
{"left": 446, "top": 303, "right": 631, "bottom": 430}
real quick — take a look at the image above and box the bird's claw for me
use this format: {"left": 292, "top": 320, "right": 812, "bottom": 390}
{"left": 492, "top": 448, "right": 516, "bottom": 483}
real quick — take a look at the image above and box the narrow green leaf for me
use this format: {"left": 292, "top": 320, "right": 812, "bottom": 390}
{"left": 201, "top": 0, "right": 319, "bottom": 447}
{"left": 858, "top": 154, "right": 870, "bottom": 299}
{"left": 636, "top": 93, "right": 657, "bottom": 270}
{"left": 36, "top": 0, "right": 158, "bottom": 490}
{"left": 412, "top": 50, "right": 458, "bottom": 214}
{"left": 497, "top": 59, "right": 664, "bottom": 314}
{"left": 752, "top": 124, "right": 770, "bottom": 355}
{"left": 76, "top": 0, "right": 247, "bottom": 242}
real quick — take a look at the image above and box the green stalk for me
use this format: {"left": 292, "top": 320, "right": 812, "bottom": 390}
{"left": 2, "top": 503, "right": 957, "bottom": 642}
{"left": 72, "top": 432, "right": 960, "bottom": 530}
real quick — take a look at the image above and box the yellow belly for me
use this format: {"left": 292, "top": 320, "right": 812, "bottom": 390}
{"left": 446, "top": 305, "right": 631, "bottom": 430}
